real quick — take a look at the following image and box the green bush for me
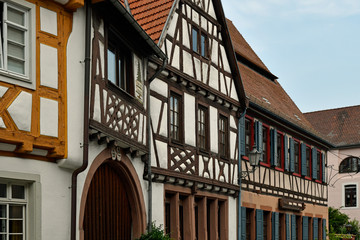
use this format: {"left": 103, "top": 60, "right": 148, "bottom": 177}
{"left": 137, "top": 223, "right": 172, "bottom": 240}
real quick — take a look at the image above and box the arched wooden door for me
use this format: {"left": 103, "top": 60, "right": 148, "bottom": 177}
{"left": 83, "top": 162, "right": 132, "bottom": 239}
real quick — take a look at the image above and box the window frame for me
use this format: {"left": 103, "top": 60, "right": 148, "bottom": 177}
{"left": 0, "top": 0, "right": 36, "bottom": 90}
{"left": 343, "top": 183, "right": 357, "bottom": 208}
{"left": 106, "top": 26, "right": 134, "bottom": 95}
{"left": 218, "top": 114, "right": 229, "bottom": 159}
{"left": 305, "top": 144, "right": 312, "bottom": 179}
{"left": 191, "top": 25, "right": 208, "bottom": 58}
{"left": 274, "top": 130, "right": 284, "bottom": 171}
{"left": 339, "top": 157, "right": 360, "bottom": 174}
{"left": 316, "top": 150, "right": 322, "bottom": 182}
{"left": 197, "top": 104, "right": 209, "bottom": 151}
{"left": 293, "top": 139, "right": 301, "bottom": 176}
{"left": 260, "top": 123, "right": 270, "bottom": 166}
{"left": 169, "top": 90, "right": 183, "bottom": 144}
{"left": 244, "top": 116, "right": 254, "bottom": 160}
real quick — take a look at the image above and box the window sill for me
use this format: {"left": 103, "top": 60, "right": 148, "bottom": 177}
{"left": 293, "top": 173, "right": 301, "bottom": 177}
{"left": 242, "top": 156, "right": 249, "bottom": 161}
{"left": 275, "top": 167, "right": 284, "bottom": 172}
{"left": 260, "top": 162, "right": 270, "bottom": 167}
{"left": 315, "top": 180, "right": 322, "bottom": 184}
{"left": 0, "top": 69, "right": 34, "bottom": 90}
{"left": 305, "top": 176, "right": 312, "bottom": 180}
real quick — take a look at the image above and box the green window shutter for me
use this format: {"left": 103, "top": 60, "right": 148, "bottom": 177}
{"left": 272, "top": 212, "right": 279, "bottom": 240}
{"left": 322, "top": 154, "right": 326, "bottom": 183}
{"left": 256, "top": 209, "right": 263, "bottom": 240}
{"left": 289, "top": 138, "right": 295, "bottom": 172}
{"left": 286, "top": 214, "right": 290, "bottom": 240}
{"left": 240, "top": 115, "right": 246, "bottom": 156}
{"left": 255, "top": 121, "right": 263, "bottom": 162}
{"left": 301, "top": 143, "right": 307, "bottom": 176}
{"left": 270, "top": 129, "right": 277, "bottom": 166}
{"left": 302, "top": 216, "right": 308, "bottom": 240}
{"left": 322, "top": 219, "right": 326, "bottom": 240}
{"left": 241, "top": 207, "right": 246, "bottom": 240}
{"left": 284, "top": 135, "right": 289, "bottom": 171}
{"left": 313, "top": 218, "right": 318, "bottom": 240}
{"left": 291, "top": 215, "right": 296, "bottom": 240}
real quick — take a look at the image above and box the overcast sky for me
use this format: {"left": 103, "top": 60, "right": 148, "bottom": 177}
{"left": 222, "top": 0, "right": 360, "bottom": 113}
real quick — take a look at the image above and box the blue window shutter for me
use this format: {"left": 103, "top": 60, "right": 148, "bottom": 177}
{"left": 285, "top": 214, "right": 290, "bottom": 240}
{"left": 240, "top": 115, "right": 246, "bottom": 156}
{"left": 312, "top": 148, "right": 317, "bottom": 179}
{"left": 302, "top": 216, "right": 308, "bottom": 240}
{"left": 313, "top": 218, "right": 318, "bottom": 240}
{"left": 289, "top": 138, "right": 295, "bottom": 172}
{"left": 301, "top": 143, "right": 307, "bottom": 176}
{"left": 241, "top": 207, "right": 246, "bottom": 240}
{"left": 255, "top": 121, "right": 263, "bottom": 162}
{"left": 272, "top": 212, "right": 279, "bottom": 240}
{"left": 322, "top": 219, "right": 326, "bottom": 240}
{"left": 322, "top": 153, "right": 326, "bottom": 183}
{"left": 271, "top": 129, "right": 277, "bottom": 166}
{"left": 256, "top": 209, "right": 263, "bottom": 240}
{"left": 284, "top": 135, "right": 289, "bottom": 171}
{"left": 291, "top": 215, "right": 296, "bottom": 240}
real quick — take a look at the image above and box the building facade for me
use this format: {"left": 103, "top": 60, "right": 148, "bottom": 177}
{"left": 227, "top": 20, "right": 331, "bottom": 240}
{"left": 305, "top": 105, "right": 360, "bottom": 221}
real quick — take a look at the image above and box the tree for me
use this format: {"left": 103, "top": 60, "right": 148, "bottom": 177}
{"left": 329, "top": 207, "right": 360, "bottom": 239}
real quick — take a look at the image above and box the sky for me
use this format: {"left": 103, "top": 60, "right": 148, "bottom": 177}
{"left": 221, "top": 0, "right": 360, "bottom": 113}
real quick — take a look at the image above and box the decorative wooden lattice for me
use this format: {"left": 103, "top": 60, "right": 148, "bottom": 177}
{"left": 169, "top": 147, "right": 197, "bottom": 174}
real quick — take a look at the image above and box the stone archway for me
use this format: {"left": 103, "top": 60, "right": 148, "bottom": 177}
{"left": 79, "top": 147, "right": 146, "bottom": 239}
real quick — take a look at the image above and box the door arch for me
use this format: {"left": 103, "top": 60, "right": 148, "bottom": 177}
{"left": 80, "top": 148, "right": 146, "bottom": 240}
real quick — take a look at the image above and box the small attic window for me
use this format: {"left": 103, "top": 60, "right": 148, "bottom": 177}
{"left": 294, "top": 114, "right": 301, "bottom": 121}
{"left": 262, "top": 97, "right": 271, "bottom": 104}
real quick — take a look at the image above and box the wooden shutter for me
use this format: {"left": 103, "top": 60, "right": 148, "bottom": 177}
{"left": 302, "top": 216, "right": 308, "bottom": 240}
{"left": 255, "top": 121, "right": 263, "bottom": 162}
{"left": 289, "top": 138, "right": 295, "bottom": 172}
{"left": 322, "top": 153, "right": 326, "bottom": 183}
{"left": 312, "top": 148, "right": 317, "bottom": 179}
{"left": 270, "top": 129, "right": 277, "bottom": 166}
{"left": 240, "top": 115, "right": 246, "bottom": 156}
{"left": 313, "top": 218, "right": 318, "bottom": 240}
{"left": 301, "top": 143, "right": 307, "bottom": 176}
{"left": 291, "top": 215, "right": 296, "bottom": 240}
{"left": 272, "top": 212, "right": 279, "bottom": 240}
{"left": 322, "top": 219, "right": 326, "bottom": 240}
{"left": 256, "top": 209, "right": 263, "bottom": 240}
{"left": 241, "top": 207, "right": 246, "bottom": 240}
{"left": 285, "top": 214, "right": 290, "bottom": 240}
{"left": 284, "top": 135, "right": 289, "bottom": 171}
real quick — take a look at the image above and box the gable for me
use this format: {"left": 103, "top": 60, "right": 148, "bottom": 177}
{"left": 159, "top": 0, "right": 245, "bottom": 105}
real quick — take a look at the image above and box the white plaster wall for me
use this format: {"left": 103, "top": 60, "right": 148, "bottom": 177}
{"left": 210, "top": 106, "right": 218, "bottom": 153}
{"left": 184, "top": 93, "right": 196, "bottom": 147}
{"left": 228, "top": 197, "right": 238, "bottom": 240}
{"left": 328, "top": 147, "right": 360, "bottom": 221}
{"left": 152, "top": 182, "right": 164, "bottom": 227}
{"left": 0, "top": 156, "right": 72, "bottom": 240}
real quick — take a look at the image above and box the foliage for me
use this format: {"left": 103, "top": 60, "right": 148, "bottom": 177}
{"left": 329, "top": 207, "right": 360, "bottom": 239}
{"left": 137, "top": 223, "right": 172, "bottom": 240}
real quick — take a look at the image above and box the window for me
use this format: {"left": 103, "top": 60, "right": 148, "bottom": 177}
{"left": 192, "top": 26, "right": 207, "bottom": 57}
{"left": 245, "top": 118, "right": 252, "bottom": 156}
{"left": 197, "top": 106, "right": 208, "bottom": 150}
{"left": 339, "top": 157, "right": 360, "bottom": 173}
{"left": 345, "top": 184, "right": 357, "bottom": 207}
{"left": 246, "top": 208, "right": 253, "bottom": 240}
{"left": 0, "top": 0, "right": 35, "bottom": 88}
{"left": 294, "top": 141, "right": 300, "bottom": 174}
{"left": 317, "top": 151, "right": 321, "bottom": 180}
{"left": 0, "top": 182, "right": 26, "bottom": 239}
{"left": 263, "top": 211, "right": 270, "bottom": 240}
{"left": 306, "top": 146, "right": 311, "bottom": 177}
{"left": 107, "top": 29, "right": 133, "bottom": 94}
{"left": 219, "top": 115, "right": 228, "bottom": 158}
{"left": 165, "top": 189, "right": 227, "bottom": 239}
{"left": 170, "top": 92, "right": 182, "bottom": 142}
{"left": 276, "top": 133, "right": 282, "bottom": 168}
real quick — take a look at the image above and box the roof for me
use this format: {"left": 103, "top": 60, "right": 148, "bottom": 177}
{"left": 226, "top": 19, "right": 270, "bottom": 73}
{"left": 119, "top": 0, "right": 174, "bottom": 43}
{"left": 304, "top": 105, "right": 360, "bottom": 147}
{"left": 227, "top": 18, "right": 324, "bottom": 139}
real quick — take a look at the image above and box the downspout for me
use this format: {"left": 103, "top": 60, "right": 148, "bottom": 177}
{"left": 146, "top": 57, "right": 167, "bottom": 232}
{"left": 238, "top": 108, "right": 247, "bottom": 240}
{"left": 70, "top": 0, "right": 91, "bottom": 239}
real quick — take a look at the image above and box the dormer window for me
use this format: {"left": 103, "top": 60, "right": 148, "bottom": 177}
{"left": 192, "top": 26, "right": 208, "bottom": 58}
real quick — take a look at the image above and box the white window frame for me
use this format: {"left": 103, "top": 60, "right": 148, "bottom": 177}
{"left": 0, "top": 171, "right": 40, "bottom": 240}
{"left": 0, "top": 0, "right": 36, "bottom": 90}
{"left": 342, "top": 182, "right": 358, "bottom": 209}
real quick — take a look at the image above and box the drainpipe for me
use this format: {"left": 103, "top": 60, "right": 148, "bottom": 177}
{"left": 146, "top": 57, "right": 167, "bottom": 232}
{"left": 238, "top": 109, "right": 246, "bottom": 240}
{"left": 70, "top": 0, "right": 91, "bottom": 239}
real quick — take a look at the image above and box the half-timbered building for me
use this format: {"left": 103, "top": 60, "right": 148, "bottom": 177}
{"left": 126, "top": 0, "right": 248, "bottom": 239}
{"left": 305, "top": 105, "right": 360, "bottom": 222}
{"left": 227, "top": 19, "right": 332, "bottom": 240}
